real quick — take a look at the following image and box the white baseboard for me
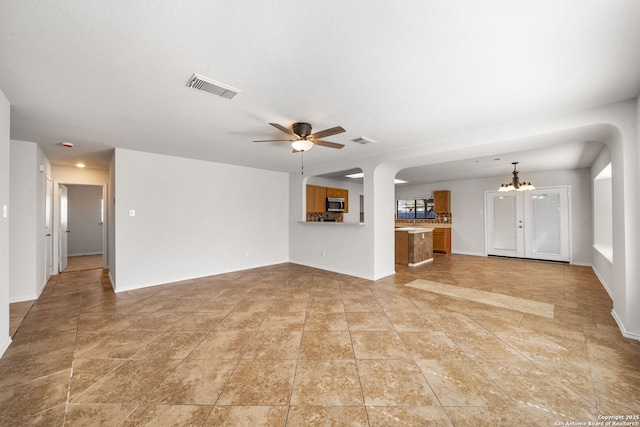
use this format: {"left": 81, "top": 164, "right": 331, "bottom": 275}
{"left": 68, "top": 252, "right": 103, "bottom": 257}
{"left": 288, "top": 259, "right": 383, "bottom": 281}
{"left": 451, "top": 250, "right": 485, "bottom": 257}
{"left": 0, "top": 335, "right": 11, "bottom": 358}
{"left": 591, "top": 264, "right": 613, "bottom": 299}
{"left": 611, "top": 309, "right": 640, "bottom": 341}
{"left": 108, "top": 270, "right": 116, "bottom": 291}
{"left": 10, "top": 295, "right": 37, "bottom": 304}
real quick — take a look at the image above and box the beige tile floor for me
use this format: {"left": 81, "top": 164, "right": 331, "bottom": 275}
{"left": 1, "top": 255, "right": 639, "bottom": 426}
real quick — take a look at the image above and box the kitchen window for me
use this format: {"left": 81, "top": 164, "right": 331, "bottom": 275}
{"left": 396, "top": 198, "right": 435, "bottom": 219}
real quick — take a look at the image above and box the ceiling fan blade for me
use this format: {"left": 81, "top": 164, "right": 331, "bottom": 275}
{"left": 253, "top": 139, "right": 293, "bottom": 142}
{"left": 269, "top": 123, "right": 297, "bottom": 136}
{"left": 310, "top": 126, "right": 345, "bottom": 140}
{"left": 314, "top": 140, "right": 345, "bottom": 149}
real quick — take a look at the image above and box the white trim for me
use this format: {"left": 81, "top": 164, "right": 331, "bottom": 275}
{"left": 408, "top": 258, "right": 433, "bottom": 267}
{"left": 10, "top": 295, "right": 37, "bottom": 304}
{"left": 451, "top": 250, "right": 485, "bottom": 257}
{"left": 592, "top": 264, "right": 614, "bottom": 299}
{"left": 0, "top": 336, "right": 11, "bottom": 358}
{"left": 67, "top": 251, "right": 103, "bottom": 257}
{"left": 611, "top": 309, "right": 640, "bottom": 341}
{"left": 592, "top": 244, "right": 613, "bottom": 263}
{"left": 289, "top": 260, "right": 393, "bottom": 281}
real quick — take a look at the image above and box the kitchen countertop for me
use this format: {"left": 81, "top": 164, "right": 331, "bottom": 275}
{"left": 395, "top": 222, "right": 451, "bottom": 229}
{"left": 395, "top": 227, "right": 434, "bottom": 233}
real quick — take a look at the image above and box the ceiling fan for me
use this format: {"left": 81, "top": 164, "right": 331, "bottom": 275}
{"left": 253, "top": 122, "right": 345, "bottom": 152}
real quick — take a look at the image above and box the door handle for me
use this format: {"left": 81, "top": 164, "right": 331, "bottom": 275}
{"left": 66, "top": 230, "right": 71, "bottom": 233}
{"left": 46, "top": 233, "right": 51, "bottom": 236}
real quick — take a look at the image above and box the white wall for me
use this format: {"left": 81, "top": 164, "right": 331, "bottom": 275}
{"left": 589, "top": 147, "right": 613, "bottom": 296}
{"left": 112, "top": 148, "right": 290, "bottom": 292}
{"left": 9, "top": 141, "right": 37, "bottom": 301}
{"left": 67, "top": 185, "right": 103, "bottom": 256}
{"left": 289, "top": 162, "right": 395, "bottom": 281}
{"left": 9, "top": 140, "right": 51, "bottom": 302}
{"left": 0, "top": 88, "right": 11, "bottom": 356}
{"left": 395, "top": 168, "right": 593, "bottom": 264}
{"left": 108, "top": 154, "right": 116, "bottom": 286}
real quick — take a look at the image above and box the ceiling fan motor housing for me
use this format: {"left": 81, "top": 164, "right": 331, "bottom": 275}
{"left": 292, "top": 122, "right": 312, "bottom": 138}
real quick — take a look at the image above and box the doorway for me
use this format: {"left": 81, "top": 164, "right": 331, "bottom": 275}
{"left": 58, "top": 184, "right": 105, "bottom": 272}
{"left": 485, "top": 186, "right": 570, "bottom": 262}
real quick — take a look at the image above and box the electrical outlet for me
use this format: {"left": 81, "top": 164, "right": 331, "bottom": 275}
{"left": 244, "top": 251, "right": 249, "bottom": 257}
{"left": 321, "top": 250, "right": 326, "bottom": 257}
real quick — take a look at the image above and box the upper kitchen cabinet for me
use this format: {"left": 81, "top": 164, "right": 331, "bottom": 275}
{"left": 433, "top": 190, "right": 451, "bottom": 213}
{"left": 307, "top": 185, "right": 349, "bottom": 214}
{"left": 306, "top": 185, "right": 327, "bottom": 213}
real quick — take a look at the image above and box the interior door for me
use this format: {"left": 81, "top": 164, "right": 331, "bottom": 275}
{"left": 485, "top": 187, "right": 570, "bottom": 262}
{"left": 59, "top": 184, "right": 68, "bottom": 271}
{"left": 485, "top": 192, "right": 524, "bottom": 258}
{"left": 524, "top": 187, "right": 570, "bottom": 262}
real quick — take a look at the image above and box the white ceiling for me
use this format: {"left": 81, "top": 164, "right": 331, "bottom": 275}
{"left": 1, "top": 1, "right": 639, "bottom": 182}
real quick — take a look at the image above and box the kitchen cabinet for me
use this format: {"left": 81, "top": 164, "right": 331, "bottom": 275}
{"left": 432, "top": 228, "right": 451, "bottom": 254}
{"left": 434, "top": 190, "right": 451, "bottom": 213}
{"left": 307, "top": 185, "right": 348, "bottom": 213}
{"left": 306, "top": 185, "right": 327, "bottom": 213}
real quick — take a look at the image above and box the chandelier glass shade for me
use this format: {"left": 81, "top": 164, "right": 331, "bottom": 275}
{"left": 498, "top": 162, "right": 535, "bottom": 192}
{"left": 291, "top": 139, "right": 314, "bottom": 152}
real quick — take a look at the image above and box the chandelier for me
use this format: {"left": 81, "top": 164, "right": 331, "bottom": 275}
{"left": 498, "top": 162, "right": 535, "bottom": 192}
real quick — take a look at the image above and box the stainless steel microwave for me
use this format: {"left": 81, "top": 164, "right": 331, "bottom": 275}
{"left": 326, "top": 197, "right": 345, "bottom": 212}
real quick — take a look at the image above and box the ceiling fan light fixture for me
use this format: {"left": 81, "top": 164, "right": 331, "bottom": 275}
{"left": 291, "top": 139, "right": 314, "bottom": 152}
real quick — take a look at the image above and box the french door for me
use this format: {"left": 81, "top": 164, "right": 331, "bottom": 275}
{"left": 485, "top": 187, "right": 570, "bottom": 262}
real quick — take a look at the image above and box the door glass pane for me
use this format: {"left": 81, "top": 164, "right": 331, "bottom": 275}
{"left": 493, "top": 196, "right": 517, "bottom": 251}
{"left": 530, "top": 193, "right": 561, "bottom": 255}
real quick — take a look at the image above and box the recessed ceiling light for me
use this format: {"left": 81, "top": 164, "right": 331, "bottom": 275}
{"left": 76, "top": 163, "right": 86, "bottom": 168}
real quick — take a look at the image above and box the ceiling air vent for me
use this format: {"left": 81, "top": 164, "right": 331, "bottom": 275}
{"left": 186, "top": 73, "right": 240, "bottom": 100}
{"left": 351, "top": 136, "right": 377, "bottom": 145}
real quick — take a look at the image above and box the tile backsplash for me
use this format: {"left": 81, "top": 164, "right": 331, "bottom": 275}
{"left": 306, "top": 212, "right": 344, "bottom": 222}
{"left": 395, "top": 212, "right": 452, "bottom": 224}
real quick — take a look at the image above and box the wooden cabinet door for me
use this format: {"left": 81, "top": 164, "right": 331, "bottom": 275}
{"left": 306, "top": 185, "right": 316, "bottom": 212}
{"left": 432, "top": 229, "right": 444, "bottom": 252}
{"left": 315, "top": 186, "right": 327, "bottom": 212}
{"left": 432, "top": 228, "right": 451, "bottom": 254}
{"left": 326, "top": 187, "right": 337, "bottom": 197}
{"left": 434, "top": 190, "right": 451, "bottom": 213}
{"left": 343, "top": 189, "right": 349, "bottom": 213}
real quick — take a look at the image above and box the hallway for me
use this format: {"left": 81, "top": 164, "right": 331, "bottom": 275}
{"left": 1, "top": 255, "right": 639, "bottom": 425}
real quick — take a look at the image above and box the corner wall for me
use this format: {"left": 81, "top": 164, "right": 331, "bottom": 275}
{"left": 0, "top": 88, "right": 10, "bottom": 356}
{"left": 9, "top": 141, "right": 37, "bottom": 301}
